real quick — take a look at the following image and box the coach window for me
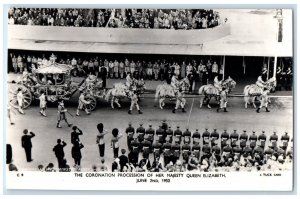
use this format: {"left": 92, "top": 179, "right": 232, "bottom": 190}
{"left": 54, "top": 74, "right": 64, "bottom": 85}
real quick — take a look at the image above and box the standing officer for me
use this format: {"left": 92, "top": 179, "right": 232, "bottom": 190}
{"left": 230, "top": 130, "right": 239, "bottom": 148}
{"left": 141, "top": 137, "right": 152, "bottom": 159}
{"left": 53, "top": 139, "right": 67, "bottom": 170}
{"left": 145, "top": 124, "right": 155, "bottom": 146}
{"left": 174, "top": 126, "right": 183, "bottom": 144}
{"left": 192, "top": 129, "right": 201, "bottom": 144}
{"left": 210, "top": 129, "right": 220, "bottom": 147}
{"left": 182, "top": 142, "right": 191, "bottom": 163}
{"left": 137, "top": 123, "right": 146, "bottom": 150}
{"left": 239, "top": 130, "right": 248, "bottom": 151}
{"left": 156, "top": 125, "right": 165, "bottom": 145}
{"left": 165, "top": 126, "right": 173, "bottom": 144}
{"left": 152, "top": 139, "right": 162, "bottom": 160}
{"left": 249, "top": 131, "right": 258, "bottom": 152}
{"left": 258, "top": 131, "right": 267, "bottom": 150}
{"left": 171, "top": 141, "right": 181, "bottom": 164}
{"left": 126, "top": 123, "right": 135, "bottom": 150}
{"left": 129, "top": 135, "right": 140, "bottom": 165}
{"left": 269, "top": 132, "right": 278, "bottom": 150}
{"left": 220, "top": 130, "right": 229, "bottom": 150}
{"left": 21, "top": 129, "right": 35, "bottom": 162}
{"left": 192, "top": 141, "right": 201, "bottom": 161}
{"left": 162, "top": 140, "right": 172, "bottom": 166}
{"left": 202, "top": 128, "right": 210, "bottom": 145}
{"left": 183, "top": 128, "right": 192, "bottom": 144}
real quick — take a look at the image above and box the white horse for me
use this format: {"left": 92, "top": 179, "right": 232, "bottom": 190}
{"left": 199, "top": 76, "right": 236, "bottom": 108}
{"left": 155, "top": 77, "right": 190, "bottom": 109}
{"left": 105, "top": 81, "right": 146, "bottom": 109}
{"left": 244, "top": 77, "right": 276, "bottom": 108}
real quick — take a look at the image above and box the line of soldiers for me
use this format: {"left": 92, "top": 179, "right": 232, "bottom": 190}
{"left": 125, "top": 122, "right": 292, "bottom": 167}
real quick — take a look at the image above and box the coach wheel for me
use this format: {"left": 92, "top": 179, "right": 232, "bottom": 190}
{"left": 85, "top": 96, "right": 97, "bottom": 111}
{"left": 9, "top": 84, "right": 32, "bottom": 109}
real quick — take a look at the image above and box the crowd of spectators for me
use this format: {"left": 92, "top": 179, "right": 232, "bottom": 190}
{"left": 8, "top": 8, "right": 224, "bottom": 30}
{"left": 8, "top": 8, "right": 112, "bottom": 27}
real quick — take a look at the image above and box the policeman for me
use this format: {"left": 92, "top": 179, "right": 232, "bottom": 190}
{"left": 239, "top": 130, "right": 248, "bottom": 151}
{"left": 192, "top": 129, "right": 201, "bottom": 144}
{"left": 230, "top": 130, "right": 239, "bottom": 148}
{"left": 258, "top": 131, "right": 267, "bottom": 150}
{"left": 210, "top": 129, "right": 220, "bottom": 147}
{"left": 165, "top": 126, "right": 173, "bottom": 144}
{"left": 249, "top": 131, "right": 258, "bottom": 151}
{"left": 145, "top": 124, "right": 155, "bottom": 146}
{"left": 174, "top": 126, "right": 183, "bottom": 144}
{"left": 202, "top": 128, "right": 210, "bottom": 145}
{"left": 183, "top": 128, "right": 192, "bottom": 144}
{"left": 126, "top": 123, "right": 135, "bottom": 150}
{"left": 220, "top": 130, "right": 229, "bottom": 150}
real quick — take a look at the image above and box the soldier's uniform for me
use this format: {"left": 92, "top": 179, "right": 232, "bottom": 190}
{"left": 258, "top": 131, "right": 267, "bottom": 150}
{"left": 264, "top": 146, "right": 274, "bottom": 160}
{"left": 257, "top": 89, "right": 270, "bottom": 113}
{"left": 162, "top": 141, "right": 172, "bottom": 166}
{"left": 181, "top": 143, "right": 191, "bottom": 163}
{"left": 128, "top": 91, "right": 142, "bottom": 114}
{"left": 217, "top": 88, "right": 228, "bottom": 112}
{"left": 192, "top": 142, "right": 201, "bottom": 160}
{"left": 141, "top": 139, "right": 152, "bottom": 159}
{"left": 165, "top": 126, "right": 173, "bottom": 143}
{"left": 220, "top": 130, "right": 229, "bottom": 150}
{"left": 249, "top": 132, "right": 258, "bottom": 151}
{"left": 130, "top": 137, "right": 140, "bottom": 165}
{"left": 76, "top": 92, "right": 91, "bottom": 116}
{"left": 202, "top": 143, "right": 211, "bottom": 158}
{"left": 202, "top": 129, "right": 210, "bottom": 145}
{"left": 233, "top": 145, "right": 243, "bottom": 159}
{"left": 156, "top": 126, "right": 165, "bottom": 144}
{"left": 239, "top": 131, "right": 248, "bottom": 151}
{"left": 269, "top": 132, "right": 278, "bottom": 150}
{"left": 39, "top": 92, "right": 47, "bottom": 117}
{"left": 243, "top": 145, "right": 253, "bottom": 157}
{"left": 183, "top": 129, "right": 192, "bottom": 144}
{"left": 126, "top": 124, "right": 135, "bottom": 150}
{"left": 174, "top": 126, "right": 183, "bottom": 144}
{"left": 230, "top": 130, "right": 239, "bottom": 148}
{"left": 57, "top": 101, "right": 72, "bottom": 128}
{"left": 145, "top": 125, "right": 155, "bottom": 145}
{"left": 171, "top": 142, "right": 181, "bottom": 164}
{"left": 152, "top": 140, "right": 162, "bottom": 160}
{"left": 210, "top": 129, "right": 220, "bottom": 147}
{"left": 222, "top": 144, "right": 232, "bottom": 159}
{"left": 280, "top": 133, "right": 290, "bottom": 152}
{"left": 136, "top": 124, "right": 145, "bottom": 149}
{"left": 192, "top": 129, "right": 201, "bottom": 144}
{"left": 212, "top": 145, "right": 221, "bottom": 162}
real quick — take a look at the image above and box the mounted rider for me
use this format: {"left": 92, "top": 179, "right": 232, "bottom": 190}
{"left": 171, "top": 74, "right": 180, "bottom": 90}
{"left": 126, "top": 72, "right": 137, "bottom": 91}
{"left": 256, "top": 75, "right": 267, "bottom": 89}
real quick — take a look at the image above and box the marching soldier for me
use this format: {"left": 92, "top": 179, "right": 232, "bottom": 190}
{"left": 210, "top": 129, "right": 220, "bottom": 147}
{"left": 269, "top": 132, "right": 278, "bottom": 150}
{"left": 39, "top": 90, "right": 47, "bottom": 117}
{"left": 145, "top": 124, "right": 155, "bottom": 146}
{"left": 256, "top": 88, "right": 270, "bottom": 113}
{"left": 126, "top": 123, "right": 135, "bottom": 150}
{"left": 239, "top": 130, "right": 248, "bottom": 151}
{"left": 258, "top": 131, "right": 267, "bottom": 150}
{"left": 152, "top": 139, "right": 162, "bottom": 160}
{"left": 220, "top": 130, "right": 229, "bottom": 150}
{"left": 156, "top": 125, "right": 165, "bottom": 144}
{"left": 249, "top": 131, "right": 258, "bottom": 151}
{"left": 165, "top": 126, "right": 173, "bottom": 144}
{"left": 76, "top": 91, "right": 91, "bottom": 116}
{"left": 217, "top": 87, "right": 228, "bottom": 112}
{"left": 174, "top": 126, "right": 182, "bottom": 144}
{"left": 162, "top": 140, "right": 172, "bottom": 166}
{"left": 202, "top": 128, "right": 210, "bottom": 145}
{"left": 56, "top": 99, "right": 72, "bottom": 128}
{"left": 128, "top": 91, "right": 143, "bottom": 114}
{"left": 183, "top": 128, "right": 192, "bottom": 144}
{"left": 171, "top": 141, "right": 181, "bottom": 164}
{"left": 17, "top": 88, "right": 25, "bottom": 114}
{"left": 192, "top": 129, "right": 201, "bottom": 144}
{"left": 230, "top": 130, "right": 239, "bottom": 148}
